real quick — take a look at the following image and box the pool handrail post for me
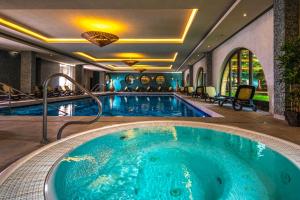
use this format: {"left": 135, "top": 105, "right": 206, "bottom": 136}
{"left": 42, "top": 73, "right": 103, "bottom": 144}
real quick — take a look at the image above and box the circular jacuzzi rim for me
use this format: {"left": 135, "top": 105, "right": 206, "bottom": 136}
{"left": 0, "top": 121, "right": 299, "bottom": 200}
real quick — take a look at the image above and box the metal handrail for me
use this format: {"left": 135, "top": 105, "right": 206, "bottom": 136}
{"left": 91, "top": 83, "right": 105, "bottom": 92}
{"left": 0, "top": 82, "right": 68, "bottom": 116}
{"left": 42, "top": 73, "right": 102, "bottom": 144}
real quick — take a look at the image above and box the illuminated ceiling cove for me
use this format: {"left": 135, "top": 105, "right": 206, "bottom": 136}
{"left": 0, "top": 0, "right": 240, "bottom": 71}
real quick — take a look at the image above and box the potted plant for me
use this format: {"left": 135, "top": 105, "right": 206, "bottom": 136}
{"left": 278, "top": 37, "right": 300, "bottom": 126}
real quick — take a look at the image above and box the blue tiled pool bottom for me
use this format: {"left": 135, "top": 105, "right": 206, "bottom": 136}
{"left": 47, "top": 126, "right": 300, "bottom": 200}
{"left": 0, "top": 95, "right": 210, "bottom": 117}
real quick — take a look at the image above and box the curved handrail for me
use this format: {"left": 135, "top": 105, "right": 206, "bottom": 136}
{"left": 0, "top": 82, "right": 68, "bottom": 116}
{"left": 42, "top": 73, "right": 102, "bottom": 144}
{"left": 91, "top": 83, "right": 105, "bottom": 92}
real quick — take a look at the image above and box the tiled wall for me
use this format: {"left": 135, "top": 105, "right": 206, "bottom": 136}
{"left": 106, "top": 72, "right": 183, "bottom": 91}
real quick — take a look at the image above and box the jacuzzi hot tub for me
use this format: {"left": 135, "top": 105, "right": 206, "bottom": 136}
{"left": 46, "top": 124, "right": 300, "bottom": 200}
{"left": 0, "top": 121, "right": 299, "bottom": 200}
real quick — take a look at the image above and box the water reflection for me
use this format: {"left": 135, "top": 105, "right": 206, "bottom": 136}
{"left": 1, "top": 95, "right": 209, "bottom": 117}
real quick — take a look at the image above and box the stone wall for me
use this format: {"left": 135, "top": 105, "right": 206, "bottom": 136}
{"left": 0, "top": 50, "right": 21, "bottom": 89}
{"left": 36, "top": 58, "right": 60, "bottom": 88}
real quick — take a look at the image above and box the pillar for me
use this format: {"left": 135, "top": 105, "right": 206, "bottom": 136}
{"left": 205, "top": 52, "right": 213, "bottom": 86}
{"left": 75, "top": 65, "right": 84, "bottom": 86}
{"left": 274, "top": 0, "right": 299, "bottom": 118}
{"left": 20, "top": 51, "right": 36, "bottom": 93}
{"left": 188, "top": 65, "right": 193, "bottom": 87}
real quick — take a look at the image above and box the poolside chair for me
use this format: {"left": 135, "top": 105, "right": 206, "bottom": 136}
{"left": 157, "top": 86, "right": 162, "bottom": 92}
{"left": 187, "top": 87, "right": 194, "bottom": 96}
{"left": 193, "top": 86, "right": 205, "bottom": 98}
{"left": 218, "top": 85, "right": 257, "bottom": 111}
{"left": 57, "top": 86, "right": 69, "bottom": 96}
{"left": 168, "top": 87, "right": 173, "bottom": 92}
{"left": 146, "top": 86, "right": 152, "bottom": 92}
{"left": 204, "top": 86, "right": 219, "bottom": 103}
{"left": 124, "top": 86, "right": 129, "bottom": 92}
{"left": 47, "top": 86, "right": 59, "bottom": 97}
{"left": 135, "top": 86, "right": 140, "bottom": 92}
{"left": 34, "top": 86, "right": 42, "bottom": 98}
{"left": 0, "top": 84, "right": 21, "bottom": 100}
{"left": 64, "top": 85, "right": 74, "bottom": 96}
{"left": 179, "top": 87, "right": 185, "bottom": 93}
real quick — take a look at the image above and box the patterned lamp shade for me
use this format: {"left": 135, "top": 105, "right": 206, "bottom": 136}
{"left": 81, "top": 31, "right": 119, "bottom": 47}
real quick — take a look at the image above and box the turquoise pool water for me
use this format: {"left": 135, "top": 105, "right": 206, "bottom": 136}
{"left": 47, "top": 126, "right": 300, "bottom": 200}
{"left": 0, "top": 95, "right": 209, "bottom": 117}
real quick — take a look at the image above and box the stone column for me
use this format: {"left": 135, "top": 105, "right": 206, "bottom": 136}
{"left": 20, "top": 51, "right": 36, "bottom": 93}
{"left": 74, "top": 64, "right": 85, "bottom": 93}
{"left": 274, "top": 0, "right": 299, "bottom": 119}
{"left": 75, "top": 65, "right": 84, "bottom": 86}
{"left": 188, "top": 65, "right": 194, "bottom": 87}
{"left": 205, "top": 52, "right": 213, "bottom": 86}
{"left": 99, "top": 72, "right": 106, "bottom": 91}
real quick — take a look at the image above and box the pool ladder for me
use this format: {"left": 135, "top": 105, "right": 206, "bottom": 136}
{"left": 42, "top": 73, "right": 102, "bottom": 144}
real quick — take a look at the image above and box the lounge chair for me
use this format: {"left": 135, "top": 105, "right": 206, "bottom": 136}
{"left": 187, "top": 87, "right": 194, "bottom": 96}
{"left": 168, "top": 87, "right": 173, "bottom": 92}
{"left": 47, "top": 86, "right": 59, "bottom": 97}
{"left": 56, "top": 86, "right": 69, "bottom": 96}
{"left": 135, "top": 86, "right": 140, "bottom": 92}
{"left": 0, "top": 84, "right": 21, "bottom": 100}
{"left": 157, "top": 86, "right": 162, "bottom": 92}
{"left": 204, "top": 86, "right": 219, "bottom": 103}
{"left": 218, "top": 85, "right": 257, "bottom": 111}
{"left": 193, "top": 86, "right": 205, "bottom": 98}
{"left": 179, "top": 87, "right": 185, "bottom": 93}
{"left": 124, "top": 86, "right": 129, "bottom": 92}
{"left": 146, "top": 86, "right": 152, "bottom": 92}
{"left": 34, "top": 86, "right": 42, "bottom": 98}
{"left": 64, "top": 85, "right": 74, "bottom": 95}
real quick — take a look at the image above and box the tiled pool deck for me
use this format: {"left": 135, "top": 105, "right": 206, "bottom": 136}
{"left": 0, "top": 92, "right": 299, "bottom": 199}
{"left": 0, "top": 121, "right": 299, "bottom": 200}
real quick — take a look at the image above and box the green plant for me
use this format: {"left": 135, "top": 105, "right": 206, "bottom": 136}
{"left": 278, "top": 38, "right": 300, "bottom": 112}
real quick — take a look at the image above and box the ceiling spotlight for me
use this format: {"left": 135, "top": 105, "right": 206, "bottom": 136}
{"left": 197, "top": 54, "right": 200, "bottom": 57}
{"left": 243, "top": 13, "right": 247, "bottom": 17}
{"left": 81, "top": 31, "right": 119, "bottom": 47}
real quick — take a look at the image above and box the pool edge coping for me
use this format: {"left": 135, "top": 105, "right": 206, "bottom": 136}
{"left": 0, "top": 121, "right": 299, "bottom": 199}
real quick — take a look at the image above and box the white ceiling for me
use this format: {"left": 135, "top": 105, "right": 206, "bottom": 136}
{"left": 0, "top": 0, "right": 273, "bottom": 72}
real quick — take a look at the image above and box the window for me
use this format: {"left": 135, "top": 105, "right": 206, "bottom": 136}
{"left": 220, "top": 49, "right": 269, "bottom": 102}
{"left": 59, "top": 64, "right": 74, "bottom": 89}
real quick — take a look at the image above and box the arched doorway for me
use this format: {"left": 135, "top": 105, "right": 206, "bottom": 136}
{"left": 220, "top": 48, "right": 269, "bottom": 109}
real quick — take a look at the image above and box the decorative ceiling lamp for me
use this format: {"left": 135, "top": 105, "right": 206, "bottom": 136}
{"left": 81, "top": 31, "right": 119, "bottom": 47}
{"left": 123, "top": 60, "right": 139, "bottom": 66}
{"left": 135, "top": 68, "right": 146, "bottom": 73}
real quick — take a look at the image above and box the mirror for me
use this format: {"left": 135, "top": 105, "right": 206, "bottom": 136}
{"left": 125, "top": 74, "right": 135, "bottom": 84}
{"left": 140, "top": 75, "right": 151, "bottom": 85}
{"left": 155, "top": 75, "right": 165, "bottom": 85}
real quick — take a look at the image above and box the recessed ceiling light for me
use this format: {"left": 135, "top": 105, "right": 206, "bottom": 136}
{"left": 197, "top": 54, "right": 200, "bottom": 57}
{"left": 243, "top": 13, "right": 247, "bottom": 17}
